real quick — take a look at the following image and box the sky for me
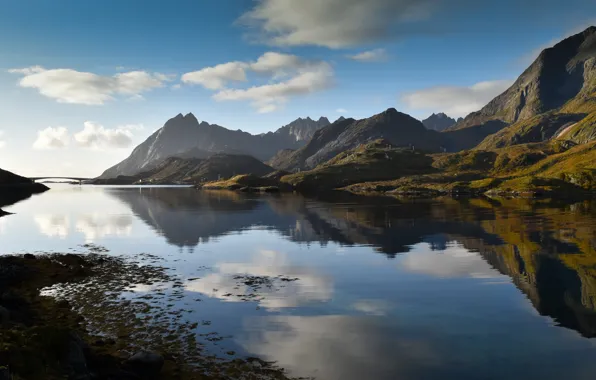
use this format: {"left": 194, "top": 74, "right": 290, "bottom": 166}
{"left": 1, "top": 0, "right": 595, "bottom": 177}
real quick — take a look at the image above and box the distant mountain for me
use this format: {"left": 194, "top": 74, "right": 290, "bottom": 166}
{"left": 422, "top": 113, "right": 457, "bottom": 131}
{"left": 270, "top": 108, "right": 446, "bottom": 171}
{"left": 269, "top": 117, "right": 330, "bottom": 142}
{"left": 449, "top": 26, "right": 596, "bottom": 133}
{"left": 95, "top": 153, "right": 274, "bottom": 184}
{"left": 99, "top": 113, "right": 329, "bottom": 179}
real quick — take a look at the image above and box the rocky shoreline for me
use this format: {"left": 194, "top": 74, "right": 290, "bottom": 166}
{"left": 0, "top": 251, "right": 292, "bottom": 380}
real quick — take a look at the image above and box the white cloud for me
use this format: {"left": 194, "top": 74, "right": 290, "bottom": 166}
{"left": 7, "top": 66, "right": 45, "bottom": 75}
{"left": 336, "top": 108, "right": 348, "bottom": 113}
{"left": 0, "top": 131, "right": 5, "bottom": 149}
{"left": 240, "top": 0, "right": 437, "bottom": 48}
{"left": 34, "top": 214, "right": 70, "bottom": 239}
{"left": 181, "top": 62, "right": 248, "bottom": 90}
{"left": 213, "top": 61, "right": 334, "bottom": 113}
{"left": 249, "top": 52, "right": 307, "bottom": 78}
{"left": 33, "top": 127, "right": 70, "bottom": 150}
{"left": 348, "top": 49, "right": 388, "bottom": 62}
{"left": 182, "top": 52, "right": 334, "bottom": 112}
{"left": 74, "top": 122, "right": 142, "bottom": 150}
{"left": 185, "top": 250, "right": 333, "bottom": 310}
{"left": 400, "top": 79, "right": 513, "bottom": 118}
{"left": 9, "top": 67, "right": 169, "bottom": 105}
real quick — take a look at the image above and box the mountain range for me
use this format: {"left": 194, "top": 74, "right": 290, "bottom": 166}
{"left": 98, "top": 26, "right": 596, "bottom": 196}
{"left": 99, "top": 114, "right": 330, "bottom": 178}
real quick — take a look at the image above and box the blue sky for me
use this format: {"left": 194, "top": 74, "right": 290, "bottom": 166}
{"left": 1, "top": 0, "right": 595, "bottom": 177}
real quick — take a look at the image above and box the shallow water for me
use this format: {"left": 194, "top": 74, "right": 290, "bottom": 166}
{"left": 2, "top": 185, "right": 596, "bottom": 379}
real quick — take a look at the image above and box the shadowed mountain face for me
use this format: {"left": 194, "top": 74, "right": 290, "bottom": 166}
{"left": 99, "top": 114, "right": 330, "bottom": 178}
{"left": 450, "top": 26, "right": 596, "bottom": 133}
{"left": 98, "top": 154, "right": 275, "bottom": 184}
{"left": 422, "top": 113, "right": 458, "bottom": 132}
{"left": 107, "top": 189, "right": 596, "bottom": 337}
{"left": 270, "top": 108, "right": 448, "bottom": 171}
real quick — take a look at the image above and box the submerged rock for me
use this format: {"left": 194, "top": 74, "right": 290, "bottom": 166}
{"left": 124, "top": 351, "right": 164, "bottom": 379}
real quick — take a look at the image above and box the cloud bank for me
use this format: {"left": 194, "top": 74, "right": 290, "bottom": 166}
{"left": 74, "top": 122, "right": 143, "bottom": 149}
{"left": 181, "top": 62, "right": 248, "bottom": 90}
{"left": 33, "top": 127, "right": 70, "bottom": 150}
{"left": 9, "top": 67, "right": 170, "bottom": 105}
{"left": 183, "top": 52, "right": 334, "bottom": 113}
{"left": 401, "top": 79, "right": 513, "bottom": 118}
{"left": 33, "top": 123, "right": 142, "bottom": 150}
{"left": 240, "top": 0, "right": 439, "bottom": 48}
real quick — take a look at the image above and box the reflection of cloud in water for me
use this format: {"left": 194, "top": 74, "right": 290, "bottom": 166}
{"left": 185, "top": 250, "right": 332, "bottom": 310}
{"left": 241, "top": 315, "right": 442, "bottom": 380}
{"left": 34, "top": 214, "right": 70, "bottom": 238}
{"left": 0, "top": 217, "right": 7, "bottom": 235}
{"left": 76, "top": 214, "right": 133, "bottom": 243}
{"left": 351, "top": 299, "right": 392, "bottom": 316}
{"left": 34, "top": 214, "right": 133, "bottom": 242}
{"left": 402, "top": 243, "right": 501, "bottom": 279}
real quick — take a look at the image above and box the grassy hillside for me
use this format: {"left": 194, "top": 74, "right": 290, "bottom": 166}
{"left": 342, "top": 141, "right": 592, "bottom": 197}
{"left": 559, "top": 111, "right": 596, "bottom": 144}
{"left": 281, "top": 140, "right": 435, "bottom": 192}
{"left": 476, "top": 113, "right": 585, "bottom": 150}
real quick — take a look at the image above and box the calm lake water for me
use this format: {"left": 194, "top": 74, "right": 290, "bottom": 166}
{"left": 2, "top": 185, "right": 596, "bottom": 379}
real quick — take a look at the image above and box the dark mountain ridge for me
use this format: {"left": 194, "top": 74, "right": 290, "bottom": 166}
{"left": 271, "top": 108, "right": 448, "bottom": 171}
{"left": 422, "top": 113, "right": 458, "bottom": 131}
{"left": 99, "top": 113, "right": 329, "bottom": 179}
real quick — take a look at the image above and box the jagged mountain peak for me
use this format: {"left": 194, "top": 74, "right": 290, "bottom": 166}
{"left": 184, "top": 112, "right": 198, "bottom": 121}
{"left": 99, "top": 113, "right": 331, "bottom": 179}
{"left": 422, "top": 113, "right": 457, "bottom": 132}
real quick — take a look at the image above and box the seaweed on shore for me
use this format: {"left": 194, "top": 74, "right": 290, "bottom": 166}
{"left": 0, "top": 250, "right": 296, "bottom": 379}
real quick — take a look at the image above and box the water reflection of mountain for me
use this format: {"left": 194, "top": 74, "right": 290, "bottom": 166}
{"left": 108, "top": 188, "right": 298, "bottom": 248}
{"left": 109, "top": 188, "right": 596, "bottom": 338}
{"left": 0, "top": 189, "right": 41, "bottom": 217}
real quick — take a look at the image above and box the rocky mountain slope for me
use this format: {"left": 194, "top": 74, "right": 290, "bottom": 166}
{"left": 99, "top": 113, "right": 329, "bottom": 178}
{"left": 422, "top": 113, "right": 460, "bottom": 131}
{"left": 267, "top": 117, "right": 330, "bottom": 142}
{"left": 447, "top": 26, "right": 596, "bottom": 139}
{"left": 271, "top": 108, "right": 447, "bottom": 171}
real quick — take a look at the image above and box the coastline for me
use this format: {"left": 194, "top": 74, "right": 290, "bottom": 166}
{"left": 0, "top": 251, "right": 292, "bottom": 380}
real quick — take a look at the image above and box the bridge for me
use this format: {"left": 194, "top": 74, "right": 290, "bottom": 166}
{"left": 29, "top": 177, "right": 93, "bottom": 183}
